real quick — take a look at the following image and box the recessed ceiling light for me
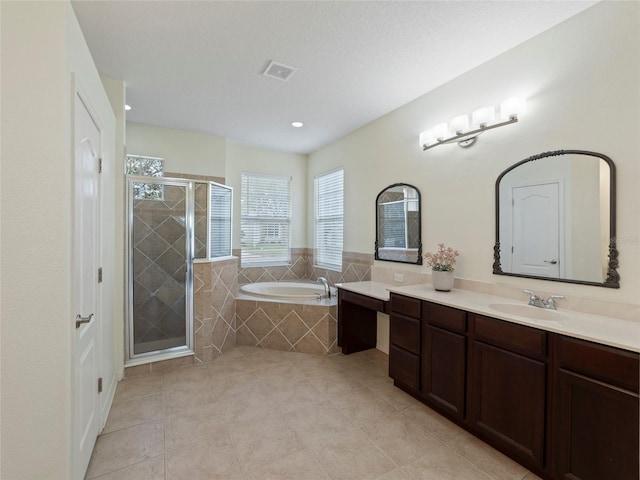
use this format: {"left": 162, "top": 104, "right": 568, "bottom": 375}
{"left": 125, "top": 104, "right": 132, "bottom": 111}
{"left": 291, "top": 121, "right": 304, "bottom": 128}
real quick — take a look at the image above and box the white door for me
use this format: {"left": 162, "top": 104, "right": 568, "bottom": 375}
{"left": 511, "top": 182, "right": 561, "bottom": 278}
{"left": 74, "top": 91, "right": 101, "bottom": 480}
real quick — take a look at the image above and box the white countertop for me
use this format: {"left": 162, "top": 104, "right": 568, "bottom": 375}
{"left": 337, "top": 281, "right": 640, "bottom": 353}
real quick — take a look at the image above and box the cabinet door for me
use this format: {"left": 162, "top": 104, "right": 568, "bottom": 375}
{"left": 389, "top": 344, "right": 420, "bottom": 391}
{"left": 422, "top": 325, "right": 466, "bottom": 419}
{"left": 468, "top": 341, "right": 546, "bottom": 468}
{"left": 553, "top": 369, "right": 639, "bottom": 480}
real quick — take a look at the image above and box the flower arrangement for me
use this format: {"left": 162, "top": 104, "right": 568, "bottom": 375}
{"left": 424, "top": 243, "right": 459, "bottom": 272}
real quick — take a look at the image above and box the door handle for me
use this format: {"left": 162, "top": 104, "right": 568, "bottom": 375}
{"left": 543, "top": 259, "right": 558, "bottom": 264}
{"left": 75, "top": 313, "right": 94, "bottom": 329}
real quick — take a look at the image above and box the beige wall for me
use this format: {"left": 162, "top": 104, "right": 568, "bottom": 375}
{"left": 126, "top": 122, "right": 226, "bottom": 177}
{"left": 1, "top": 2, "right": 117, "bottom": 478}
{"left": 308, "top": 1, "right": 640, "bottom": 305}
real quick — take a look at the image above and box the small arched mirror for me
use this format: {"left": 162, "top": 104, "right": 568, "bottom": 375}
{"left": 375, "top": 183, "right": 422, "bottom": 265}
{"left": 494, "top": 150, "right": 619, "bottom": 288}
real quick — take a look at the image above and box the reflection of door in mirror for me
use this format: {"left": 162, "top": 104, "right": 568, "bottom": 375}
{"left": 495, "top": 150, "right": 618, "bottom": 288}
{"left": 509, "top": 181, "right": 561, "bottom": 278}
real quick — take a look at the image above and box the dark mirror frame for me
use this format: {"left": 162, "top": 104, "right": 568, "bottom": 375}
{"left": 375, "top": 183, "right": 423, "bottom": 265}
{"left": 493, "top": 149, "right": 619, "bottom": 288}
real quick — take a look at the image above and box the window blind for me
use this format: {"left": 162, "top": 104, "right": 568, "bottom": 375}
{"left": 240, "top": 173, "right": 291, "bottom": 266}
{"left": 314, "top": 169, "right": 344, "bottom": 271}
{"left": 209, "top": 182, "right": 233, "bottom": 258}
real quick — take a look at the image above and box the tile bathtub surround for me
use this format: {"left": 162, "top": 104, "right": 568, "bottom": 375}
{"left": 88, "top": 347, "right": 543, "bottom": 480}
{"left": 236, "top": 249, "right": 373, "bottom": 286}
{"left": 193, "top": 258, "right": 238, "bottom": 363}
{"left": 235, "top": 299, "right": 339, "bottom": 355}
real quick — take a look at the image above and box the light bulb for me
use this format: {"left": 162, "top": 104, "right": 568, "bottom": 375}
{"left": 432, "top": 123, "right": 449, "bottom": 141}
{"left": 450, "top": 115, "right": 470, "bottom": 135}
{"left": 419, "top": 130, "right": 435, "bottom": 147}
{"left": 472, "top": 107, "right": 495, "bottom": 128}
{"left": 500, "top": 97, "right": 526, "bottom": 120}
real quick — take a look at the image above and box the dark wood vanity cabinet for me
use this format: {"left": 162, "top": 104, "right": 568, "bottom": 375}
{"left": 421, "top": 302, "right": 467, "bottom": 420}
{"left": 467, "top": 314, "right": 548, "bottom": 470}
{"left": 384, "top": 292, "right": 639, "bottom": 479}
{"left": 389, "top": 294, "right": 421, "bottom": 391}
{"left": 551, "top": 335, "right": 639, "bottom": 480}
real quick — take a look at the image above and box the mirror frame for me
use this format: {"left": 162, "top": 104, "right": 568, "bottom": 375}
{"left": 493, "top": 149, "right": 619, "bottom": 288}
{"left": 375, "top": 183, "right": 423, "bottom": 265}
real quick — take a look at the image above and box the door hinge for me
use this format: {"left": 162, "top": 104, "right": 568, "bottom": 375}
{"left": 98, "top": 377, "right": 103, "bottom": 393}
{"left": 99, "top": 158, "right": 103, "bottom": 173}
{"left": 98, "top": 267, "right": 103, "bottom": 283}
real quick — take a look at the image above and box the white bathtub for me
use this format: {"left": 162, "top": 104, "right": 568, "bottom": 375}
{"left": 239, "top": 281, "right": 327, "bottom": 300}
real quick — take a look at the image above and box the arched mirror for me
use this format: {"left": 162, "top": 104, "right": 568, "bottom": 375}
{"left": 375, "top": 183, "right": 422, "bottom": 265}
{"left": 493, "top": 150, "right": 619, "bottom": 288}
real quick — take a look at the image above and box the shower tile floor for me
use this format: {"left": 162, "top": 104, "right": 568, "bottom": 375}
{"left": 86, "top": 347, "right": 543, "bottom": 480}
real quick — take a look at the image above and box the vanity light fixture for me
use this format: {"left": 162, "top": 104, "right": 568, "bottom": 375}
{"left": 420, "top": 97, "right": 526, "bottom": 151}
{"left": 291, "top": 121, "right": 304, "bottom": 128}
{"left": 125, "top": 104, "right": 132, "bottom": 111}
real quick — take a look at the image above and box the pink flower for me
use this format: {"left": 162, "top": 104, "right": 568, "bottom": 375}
{"left": 424, "top": 243, "right": 460, "bottom": 272}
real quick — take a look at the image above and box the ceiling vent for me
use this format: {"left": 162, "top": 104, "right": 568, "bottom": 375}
{"left": 262, "top": 61, "right": 298, "bottom": 82}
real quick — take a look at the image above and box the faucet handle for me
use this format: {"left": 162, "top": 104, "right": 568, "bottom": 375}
{"left": 523, "top": 289, "right": 538, "bottom": 298}
{"left": 544, "top": 295, "right": 565, "bottom": 310}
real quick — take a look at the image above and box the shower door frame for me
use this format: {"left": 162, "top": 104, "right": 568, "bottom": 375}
{"left": 125, "top": 176, "right": 195, "bottom": 364}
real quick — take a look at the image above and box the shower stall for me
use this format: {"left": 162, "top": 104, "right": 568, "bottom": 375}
{"left": 126, "top": 173, "right": 232, "bottom": 363}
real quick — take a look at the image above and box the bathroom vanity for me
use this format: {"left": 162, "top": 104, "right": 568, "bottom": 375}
{"left": 337, "top": 282, "right": 639, "bottom": 480}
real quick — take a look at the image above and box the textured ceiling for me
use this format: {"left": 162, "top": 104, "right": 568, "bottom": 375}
{"left": 71, "top": 1, "right": 597, "bottom": 155}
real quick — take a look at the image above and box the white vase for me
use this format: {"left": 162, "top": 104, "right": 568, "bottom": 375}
{"left": 431, "top": 270, "right": 455, "bottom": 291}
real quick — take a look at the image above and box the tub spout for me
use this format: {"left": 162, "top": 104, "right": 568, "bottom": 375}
{"left": 317, "top": 277, "right": 330, "bottom": 298}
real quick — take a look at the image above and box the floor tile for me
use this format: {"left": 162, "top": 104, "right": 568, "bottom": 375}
{"left": 446, "top": 432, "right": 530, "bottom": 480}
{"left": 91, "top": 348, "right": 541, "bottom": 480}
{"left": 361, "top": 412, "right": 442, "bottom": 466}
{"left": 114, "top": 372, "right": 163, "bottom": 402}
{"left": 89, "top": 456, "right": 164, "bottom": 480}
{"left": 230, "top": 414, "right": 302, "bottom": 472}
{"left": 310, "top": 427, "right": 396, "bottom": 480}
{"left": 86, "top": 421, "right": 164, "bottom": 479}
{"left": 103, "top": 393, "right": 163, "bottom": 434}
{"left": 400, "top": 403, "right": 465, "bottom": 443}
{"left": 402, "top": 444, "right": 492, "bottom": 480}
{"left": 245, "top": 448, "right": 330, "bottom": 480}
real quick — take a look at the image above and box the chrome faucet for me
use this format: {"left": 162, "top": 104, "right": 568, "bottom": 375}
{"left": 523, "top": 290, "right": 545, "bottom": 308}
{"left": 543, "top": 295, "right": 565, "bottom": 310}
{"left": 317, "top": 277, "right": 330, "bottom": 298}
{"left": 524, "top": 290, "right": 565, "bottom": 310}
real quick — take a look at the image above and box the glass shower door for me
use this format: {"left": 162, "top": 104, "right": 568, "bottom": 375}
{"left": 127, "top": 177, "right": 194, "bottom": 359}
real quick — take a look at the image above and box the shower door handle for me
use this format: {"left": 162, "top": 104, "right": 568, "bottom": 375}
{"left": 75, "top": 313, "right": 94, "bottom": 328}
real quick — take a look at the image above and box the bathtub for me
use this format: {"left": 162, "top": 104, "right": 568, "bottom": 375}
{"left": 239, "top": 281, "right": 327, "bottom": 300}
{"left": 236, "top": 280, "right": 339, "bottom": 355}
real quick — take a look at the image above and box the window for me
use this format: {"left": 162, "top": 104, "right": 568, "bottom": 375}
{"left": 125, "top": 154, "right": 164, "bottom": 200}
{"left": 240, "top": 173, "right": 291, "bottom": 266}
{"left": 208, "top": 182, "right": 233, "bottom": 259}
{"left": 314, "top": 168, "right": 344, "bottom": 271}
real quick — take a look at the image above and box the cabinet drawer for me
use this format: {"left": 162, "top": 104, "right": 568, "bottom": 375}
{"left": 472, "top": 314, "right": 547, "bottom": 359}
{"left": 391, "top": 294, "right": 421, "bottom": 318}
{"left": 555, "top": 335, "right": 639, "bottom": 392}
{"left": 340, "top": 289, "right": 386, "bottom": 313}
{"left": 389, "top": 344, "right": 420, "bottom": 390}
{"left": 423, "top": 302, "right": 466, "bottom": 333}
{"left": 390, "top": 314, "right": 421, "bottom": 354}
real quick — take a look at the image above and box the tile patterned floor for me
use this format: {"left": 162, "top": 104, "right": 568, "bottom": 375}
{"left": 86, "top": 347, "right": 543, "bottom": 480}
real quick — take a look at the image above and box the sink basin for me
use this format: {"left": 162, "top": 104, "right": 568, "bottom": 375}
{"left": 488, "top": 303, "right": 568, "bottom": 321}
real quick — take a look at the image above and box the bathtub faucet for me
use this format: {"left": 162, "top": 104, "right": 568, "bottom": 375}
{"left": 317, "top": 277, "right": 330, "bottom": 298}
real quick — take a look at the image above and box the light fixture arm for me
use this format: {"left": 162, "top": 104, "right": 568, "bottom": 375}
{"left": 422, "top": 115, "right": 519, "bottom": 151}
